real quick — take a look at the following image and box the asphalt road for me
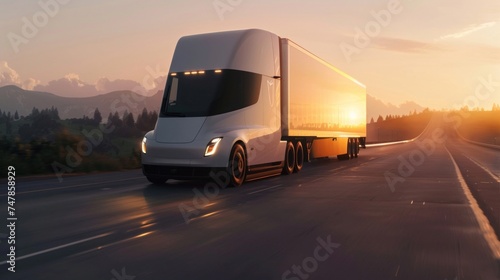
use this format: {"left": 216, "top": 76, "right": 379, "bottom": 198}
{"left": 0, "top": 113, "right": 499, "bottom": 280}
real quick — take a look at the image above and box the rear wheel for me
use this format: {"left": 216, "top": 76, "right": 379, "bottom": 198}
{"left": 282, "top": 141, "right": 295, "bottom": 175}
{"left": 348, "top": 138, "right": 356, "bottom": 159}
{"left": 354, "top": 138, "right": 359, "bottom": 158}
{"left": 228, "top": 143, "right": 247, "bottom": 187}
{"left": 294, "top": 141, "right": 304, "bottom": 173}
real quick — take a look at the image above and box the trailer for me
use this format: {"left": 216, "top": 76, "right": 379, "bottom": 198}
{"left": 141, "top": 29, "right": 366, "bottom": 186}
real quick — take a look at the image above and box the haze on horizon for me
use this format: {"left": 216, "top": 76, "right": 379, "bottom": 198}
{"left": 0, "top": 0, "right": 499, "bottom": 110}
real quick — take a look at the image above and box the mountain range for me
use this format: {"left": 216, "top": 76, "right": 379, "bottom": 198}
{"left": 366, "top": 94, "right": 425, "bottom": 121}
{"left": 0, "top": 85, "right": 163, "bottom": 120}
{"left": 0, "top": 85, "right": 424, "bottom": 121}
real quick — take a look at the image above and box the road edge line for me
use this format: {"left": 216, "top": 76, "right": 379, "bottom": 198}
{"left": 464, "top": 155, "right": 500, "bottom": 182}
{"left": 444, "top": 145, "right": 500, "bottom": 259}
{"left": 0, "top": 232, "right": 113, "bottom": 265}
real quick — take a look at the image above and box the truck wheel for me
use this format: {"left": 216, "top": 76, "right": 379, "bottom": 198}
{"left": 146, "top": 176, "right": 168, "bottom": 184}
{"left": 282, "top": 141, "right": 295, "bottom": 175}
{"left": 294, "top": 141, "right": 304, "bottom": 173}
{"left": 228, "top": 143, "right": 247, "bottom": 187}
{"left": 355, "top": 138, "right": 359, "bottom": 158}
{"left": 348, "top": 138, "right": 354, "bottom": 159}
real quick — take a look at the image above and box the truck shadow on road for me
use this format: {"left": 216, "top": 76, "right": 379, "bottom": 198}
{"left": 142, "top": 178, "right": 236, "bottom": 206}
{"left": 142, "top": 179, "right": 242, "bottom": 226}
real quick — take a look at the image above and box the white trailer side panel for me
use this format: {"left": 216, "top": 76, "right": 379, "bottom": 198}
{"left": 281, "top": 39, "right": 366, "bottom": 138}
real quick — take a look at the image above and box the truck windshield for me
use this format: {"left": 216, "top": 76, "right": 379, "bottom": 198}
{"left": 160, "top": 69, "right": 261, "bottom": 117}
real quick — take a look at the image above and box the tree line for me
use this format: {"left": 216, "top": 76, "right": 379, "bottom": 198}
{"left": 0, "top": 106, "right": 158, "bottom": 177}
{"left": 369, "top": 108, "right": 431, "bottom": 124}
{"left": 369, "top": 103, "right": 500, "bottom": 125}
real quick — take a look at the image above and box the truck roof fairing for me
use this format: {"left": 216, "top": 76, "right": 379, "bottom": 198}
{"left": 169, "top": 29, "right": 280, "bottom": 78}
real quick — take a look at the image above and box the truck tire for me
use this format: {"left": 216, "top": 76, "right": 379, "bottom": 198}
{"left": 354, "top": 138, "right": 359, "bottom": 158}
{"left": 294, "top": 141, "right": 304, "bottom": 173}
{"left": 282, "top": 141, "right": 295, "bottom": 175}
{"left": 348, "top": 138, "right": 356, "bottom": 159}
{"left": 228, "top": 143, "right": 247, "bottom": 187}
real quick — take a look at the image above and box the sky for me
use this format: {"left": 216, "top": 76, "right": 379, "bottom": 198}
{"left": 1, "top": 0, "right": 499, "bottom": 110}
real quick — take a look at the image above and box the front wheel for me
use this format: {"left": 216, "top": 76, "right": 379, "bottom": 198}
{"left": 228, "top": 143, "right": 247, "bottom": 187}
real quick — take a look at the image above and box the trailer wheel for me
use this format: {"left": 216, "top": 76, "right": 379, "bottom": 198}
{"left": 228, "top": 143, "right": 247, "bottom": 187}
{"left": 354, "top": 138, "right": 359, "bottom": 158}
{"left": 294, "top": 141, "right": 304, "bottom": 173}
{"left": 348, "top": 138, "right": 356, "bottom": 159}
{"left": 282, "top": 141, "right": 295, "bottom": 175}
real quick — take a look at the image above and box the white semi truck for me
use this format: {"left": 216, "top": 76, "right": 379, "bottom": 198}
{"left": 141, "top": 29, "right": 366, "bottom": 186}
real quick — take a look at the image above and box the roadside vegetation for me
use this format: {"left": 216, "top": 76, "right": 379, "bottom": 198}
{"left": 366, "top": 109, "right": 433, "bottom": 143}
{"left": 455, "top": 105, "right": 500, "bottom": 146}
{"left": 367, "top": 104, "right": 500, "bottom": 145}
{"left": 0, "top": 107, "right": 157, "bottom": 177}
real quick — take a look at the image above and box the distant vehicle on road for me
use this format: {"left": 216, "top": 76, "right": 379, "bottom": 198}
{"left": 141, "top": 29, "right": 366, "bottom": 186}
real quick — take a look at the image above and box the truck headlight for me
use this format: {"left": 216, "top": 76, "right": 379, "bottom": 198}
{"left": 204, "top": 137, "right": 222, "bottom": 157}
{"left": 142, "top": 137, "right": 147, "bottom": 154}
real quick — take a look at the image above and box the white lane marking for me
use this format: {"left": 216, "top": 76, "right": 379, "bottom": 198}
{"left": 0, "top": 177, "right": 144, "bottom": 196}
{"left": 330, "top": 167, "right": 343, "bottom": 172}
{"left": 0, "top": 232, "right": 113, "bottom": 265}
{"left": 366, "top": 140, "right": 412, "bottom": 147}
{"left": 188, "top": 210, "right": 222, "bottom": 223}
{"left": 69, "top": 231, "right": 155, "bottom": 258}
{"left": 247, "top": 184, "right": 283, "bottom": 195}
{"left": 311, "top": 178, "right": 323, "bottom": 183}
{"left": 445, "top": 146, "right": 500, "bottom": 259}
{"left": 464, "top": 155, "right": 500, "bottom": 183}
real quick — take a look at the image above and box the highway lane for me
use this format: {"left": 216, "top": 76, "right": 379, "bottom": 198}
{"left": 0, "top": 114, "right": 499, "bottom": 280}
{"left": 445, "top": 136, "right": 500, "bottom": 246}
{"left": 452, "top": 139, "right": 500, "bottom": 181}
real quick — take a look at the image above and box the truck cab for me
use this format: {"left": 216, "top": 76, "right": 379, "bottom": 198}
{"left": 141, "top": 29, "right": 286, "bottom": 186}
